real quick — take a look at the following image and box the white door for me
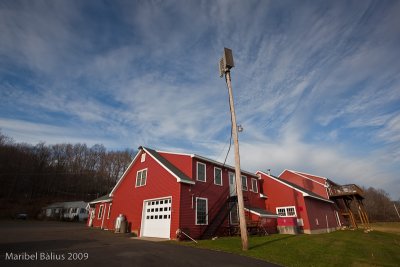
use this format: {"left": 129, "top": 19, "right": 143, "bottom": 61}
{"left": 141, "top": 197, "right": 172, "bottom": 238}
{"left": 229, "top": 173, "right": 237, "bottom": 196}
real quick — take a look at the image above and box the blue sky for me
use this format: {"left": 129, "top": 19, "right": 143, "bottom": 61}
{"left": 1, "top": 0, "right": 399, "bottom": 200}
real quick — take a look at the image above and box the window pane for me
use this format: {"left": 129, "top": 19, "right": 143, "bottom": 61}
{"left": 251, "top": 178, "right": 258, "bottom": 193}
{"left": 196, "top": 198, "right": 207, "bottom": 224}
{"left": 214, "top": 168, "right": 222, "bottom": 185}
{"left": 241, "top": 176, "right": 248, "bottom": 190}
{"left": 141, "top": 170, "right": 147, "bottom": 186}
{"left": 136, "top": 172, "right": 141, "bottom": 186}
{"left": 197, "top": 163, "right": 206, "bottom": 181}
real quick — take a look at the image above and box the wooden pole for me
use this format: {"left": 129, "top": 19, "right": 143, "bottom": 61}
{"left": 225, "top": 70, "right": 248, "bottom": 251}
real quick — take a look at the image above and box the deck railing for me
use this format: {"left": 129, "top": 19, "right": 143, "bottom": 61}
{"left": 328, "top": 184, "right": 364, "bottom": 197}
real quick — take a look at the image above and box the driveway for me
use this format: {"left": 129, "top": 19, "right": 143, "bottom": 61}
{"left": 0, "top": 221, "right": 279, "bottom": 266}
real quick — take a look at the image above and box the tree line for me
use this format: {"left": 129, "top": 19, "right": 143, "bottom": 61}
{"left": 0, "top": 131, "right": 134, "bottom": 218}
{"left": 0, "top": 131, "right": 399, "bottom": 222}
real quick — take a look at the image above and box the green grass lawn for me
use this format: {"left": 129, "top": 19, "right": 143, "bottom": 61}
{"left": 175, "top": 228, "right": 400, "bottom": 266}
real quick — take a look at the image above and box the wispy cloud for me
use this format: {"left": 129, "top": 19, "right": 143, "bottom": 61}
{"left": 1, "top": 0, "right": 399, "bottom": 199}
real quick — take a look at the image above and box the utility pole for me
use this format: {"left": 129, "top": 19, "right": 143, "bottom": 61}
{"left": 219, "top": 48, "right": 248, "bottom": 251}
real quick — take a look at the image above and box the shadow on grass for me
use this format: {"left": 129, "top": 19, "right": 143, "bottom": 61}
{"left": 249, "top": 235, "right": 296, "bottom": 250}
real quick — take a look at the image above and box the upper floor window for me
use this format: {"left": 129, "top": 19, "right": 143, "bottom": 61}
{"left": 250, "top": 178, "right": 258, "bottom": 193}
{"left": 214, "top": 167, "right": 222, "bottom": 186}
{"left": 141, "top": 153, "right": 146, "bottom": 162}
{"left": 197, "top": 162, "right": 206, "bottom": 182}
{"left": 241, "top": 175, "right": 248, "bottom": 191}
{"left": 276, "top": 206, "right": 297, "bottom": 217}
{"left": 136, "top": 169, "right": 147, "bottom": 187}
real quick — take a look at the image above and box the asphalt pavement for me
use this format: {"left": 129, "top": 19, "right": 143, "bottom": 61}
{"left": 0, "top": 220, "right": 280, "bottom": 267}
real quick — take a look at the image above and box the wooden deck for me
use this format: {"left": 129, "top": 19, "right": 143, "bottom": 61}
{"left": 328, "top": 184, "right": 364, "bottom": 199}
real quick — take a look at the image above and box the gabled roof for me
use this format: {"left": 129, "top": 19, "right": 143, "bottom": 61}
{"left": 245, "top": 207, "right": 278, "bottom": 218}
{"left": 143, "top": 147, "right": 194, "bottom": 184}
{"left": 157, "top": 150, "right": 258, "bottom": 178}
{"left": 257, "top": 171, "right": 333, "bottom": 204}
{"left": 110, "top": 146, "right": 195, "bottom": 196}
{"left": 89, "top": 195, "right": 112, "bottom": 204}
{"left": 44, "top": 201, "right": 88, "bottom": 209}
{"left": 280, "top": 169, "right": 327, "bottom": 187}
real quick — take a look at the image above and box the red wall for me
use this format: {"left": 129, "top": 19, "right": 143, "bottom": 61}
{"left": 158, "top": 152, "right": 193, "bottom": 179}
{"left": 178, "top": 159, "right": 265, "bottom": 239}
{"left": 91, "top": 202, "right": 113, "bottom": 229}
{"left": 110, "top": 149, "right": 181, "bottom": 239}
{"left": 280, "top": 170, "right": 329, "bottom": 199}
{"left": 296, "top": 172, "right": 326, "bottom": 184}
{"left": 260, "top": 172, "right": 310, "bottom": 231}
{"left": 304, "top": 198, "right": 339, "bottom": 231}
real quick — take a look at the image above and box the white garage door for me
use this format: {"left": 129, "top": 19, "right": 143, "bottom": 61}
{"left": 141, "top": 197, "right": 172, "bottom": 238}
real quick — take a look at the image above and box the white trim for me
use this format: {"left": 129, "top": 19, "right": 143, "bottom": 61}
{"left": 144, "top": 148, "right": 195, "bottom": 185}
{"left": 196, "top": 162, "right": 207, "bottom": 182}
{"left": 250, "top": 177, "right": 258, "bottom": 193}
{"left": 280, "top": 169, "right": 327, "bottom": 187}
{"left": 135, "top": 168, "right": 148, "bottom": 187}
{"left": 157, "top": 149, "right": 257, "bottom": 178}
{"left": 98, "top": 204, "right": 104, "bottom": 220}
{"left": 294, "top": 170, "right": 327, "bottom": 181}
{"left": 141, "top": 153, "right": 146, "bottom": 162}
{"left": 156, "top": 150, "right": 194, "bottom": 157}
{"left": 101, "top": 203, "right": 107, "bottom": 229}
{"left": 195, "top": 197, "right": 208, "bottom": 225}
{"left": 107, "top": 203, "right": 112, "bottom": 219}
{"left": 194, "top": 154, "right": 258, "bottom": 178}
{"left": 244, "top": 208, "right": 278, "bottom": 218}
{"left": 259, "top": 193, "right": 268, "bottom": 199}
{"left": 89, "top": 198, "right": 112, "bottom": 205}
{"left": 257, "top": 171, "right": 334, "bottom": 203}
{"left": 241, "top": 175, "right": 248, "bottom": 191}
{"left": 140, "top": 196, "right": 172, "bottom": 239}
{"left": 214, "top": 167, "right": 223, "bottom": 186}
{"left": 110, "top": 150, "right": 142, "bottom": 196}
{"left": 276, "top": 206, "right": 297, "bottom": 217}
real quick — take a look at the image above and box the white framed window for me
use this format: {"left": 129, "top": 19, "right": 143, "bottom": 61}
{"left": 135, "top": 169, "right": 147, "bottom": 187}
{"left": 195, "top": 197, "right": 208, "bottom": 225}
{"left": 107, "top": 203, "right": 112, "bottom": 219}
{"left": 98, "top": 205, "right": 104, "bottom": 219}
{"left": 241, "top": 175, "right": 248, "bottom": 191}
{"left": 196, "top": 162, "right": 206, "bottom": 182}
{"left": 214, "top": 167, "right": 222, "bottom": 186}
{"left": 141, "top": 153, "right": 146, "bottom": 162}
{"left": 276, "top": 206, "right": 297, "bottom": 217}
{"left": 250, "top": 178, "right": 258, "bottom": 193}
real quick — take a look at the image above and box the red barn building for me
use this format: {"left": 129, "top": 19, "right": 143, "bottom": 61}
{"left": 258, "top": 170, "right": 341, "bottom": 234}
{"left": 88, "top": 146, "right": 277, "bottom": 239}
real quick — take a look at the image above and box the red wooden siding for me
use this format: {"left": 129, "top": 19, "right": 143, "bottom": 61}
{"left": 91, "top": 202, "right": 113, "bottom": 229}
{"left": 260, "top": 172, "right": 309, "bottom": 232}
{"left": 110, "top": 149, "right": 181, "bottom": 239}
{"left": 178, "top": 159, "right": 265, "bottom": 239}
{"left": 303, "top": 198, "right": 339, "bottom": 232}
{"left": 158, "top": 152, "right": 193, "bottom": 179}
{"left": 280, "top": 170, "right": 329, "bottom": 199}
